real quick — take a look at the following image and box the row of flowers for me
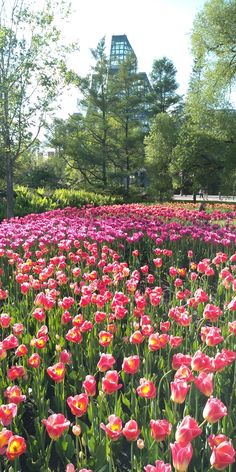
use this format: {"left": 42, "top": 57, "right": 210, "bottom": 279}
{"left": 0, "top": 203, "right": 235, "bottom": 471}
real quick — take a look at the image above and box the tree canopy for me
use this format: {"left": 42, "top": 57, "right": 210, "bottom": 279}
{"left": 191, "top": 0, "right": 236, "bottom": 103}
{"left": 149, "top": 56, "right": 182, "bottom": 115}
{"left": 0, "top": 0, "right": 76, "bottom": 217}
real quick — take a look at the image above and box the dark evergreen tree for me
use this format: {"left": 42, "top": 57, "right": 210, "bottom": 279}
{"left": 149, "top": 57, "right": 182, "bottom": 116}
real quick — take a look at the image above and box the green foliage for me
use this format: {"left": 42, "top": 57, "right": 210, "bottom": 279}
{"left": 171, "top": 0, "right": 236, "bottom": 196}
{"left": 191, "top": 0, "right": 236, "bottom": 104}
{"left": 145, "top": 113, "right": 178, "bottom": 199}
{"left": 51, "top": 188, "right": 122, "bottom": 208}
{"left": 149, "top": 56, "right": 182, "bottom": 115}
{"left": 0, "top": 0, "right": 78, "bottom": 217}
{"left": 0, "top": 186, "right": 122, "bottom": 219}
{"left": 49, "top": 43, "right": 149, "bottom": 197}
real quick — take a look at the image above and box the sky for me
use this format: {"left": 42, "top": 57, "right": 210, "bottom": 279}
{"left": 60, "top": 0, "right": 207, "bottom": 116}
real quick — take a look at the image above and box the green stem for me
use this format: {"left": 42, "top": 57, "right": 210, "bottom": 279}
{"left": 75, "top": 418, "right": 80, "bottom": 469}
{"left": 131, "top": 440, "right": 134, "bottom": 472}
{"left": 229, "top": 360, "right": 236, "bottom": 415}
{"left": 14, "top": 457, "right": 20, "bottom": 472}
{"left": 157, "top": 369, "right": 172, "bottom": 413}
{"left": 108, "top": 443, "right": 113, "bottom": 472}
{"left": 199, "top": 419, "right": 207, "bottom": 429}
{"left": 45, "top": 438, "right": 53, "bottom": 471}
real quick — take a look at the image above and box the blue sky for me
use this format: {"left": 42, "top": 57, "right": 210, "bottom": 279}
{"left": 60, "top": 0, "right": 206, "bottom": 115}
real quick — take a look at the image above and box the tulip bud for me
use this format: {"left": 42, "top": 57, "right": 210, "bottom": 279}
{"left": 72, "top": 425, "right": 81, "bottom": 436}
{"left": 137, "top": 438, "right": 145, "bottom": 449}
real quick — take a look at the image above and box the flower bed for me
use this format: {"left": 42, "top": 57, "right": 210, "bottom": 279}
{"left": 0, "top": 204, "right": 235, "bottom": 471}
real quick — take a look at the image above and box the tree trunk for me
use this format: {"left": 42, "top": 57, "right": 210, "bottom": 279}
{"left": 6, "top": 155, "right": 14, "bottom": 219}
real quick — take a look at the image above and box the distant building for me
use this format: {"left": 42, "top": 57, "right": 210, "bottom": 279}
{"left": 109, "top": 34, "right": 138, "bottom": 73}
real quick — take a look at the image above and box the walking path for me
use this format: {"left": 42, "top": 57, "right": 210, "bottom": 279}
{"left": 173, "top": 195, "right": 236, "bottom": 203}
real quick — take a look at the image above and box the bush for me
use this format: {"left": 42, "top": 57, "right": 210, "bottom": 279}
{"left": 51, "top": 188, "right": 122, "bottom": 208}
{"left": 0, "top": 186, "right": 124, "bottom": 219}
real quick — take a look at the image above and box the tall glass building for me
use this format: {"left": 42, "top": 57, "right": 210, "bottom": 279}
{"left": 109, "top": 35, "right": 138, "bottom": 73}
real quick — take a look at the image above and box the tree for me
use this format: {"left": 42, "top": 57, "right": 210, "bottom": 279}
{"left": 0, "top": 0, "right": 76, "bottom": 218}
{"left": 58, "top": 44, "right": 149, "bottom": 196}
{"left": 149, "top": 57, "right": 182, "bottom": 116}
{"left": 191, "top": 0, "right": 236, "bottom": 103}
{"left": 49, "top": 113, "right": 106, "bottom": 188}
{"left": 171, "top": 0, "right": 236, "bottom": 198}
{"left": 170, "top": 100, "right": 236, "bottom": 195}
{"left": 53, "top": 37, "right": 121, "bottom": 191}
{"left": 109, "top": 55, "right": 148, "bottom": 195}
{"left": 145, "top": 113, "right": 178, "bottom": 199}
{"left": 78, "top": 37, "right": 114, "bottom": 188}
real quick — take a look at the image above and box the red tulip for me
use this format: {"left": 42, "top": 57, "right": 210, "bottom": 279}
{"left": 122, "top": 419, "right": 140, "bottom": 441}
{"left": 67, "top": 394, "right": 89, "bottom": 417}
{"left": 65, "top": 327, "right": 83, "bottom": 344}
{"left": 203, "top": 397, "right": 227, "bottom": 424}
{"left": 6, "top": 435, "right": 26, "bottom": 460}
{"left": 94, "top": 311, "right": 106, "bottom": 323}
{"left": 194, "top": 288, "right": 208, "bottom": 303}
{"left": 210, "top": 440, "right": 235, "bottom": 470}
{"left": 144, "top": 460, "right": 172, "bottom": 471}
{"left": 0, "top": 313, "right": 11, "bottom": 328}
{"left": 227, "top": 296, "right": 236, "bottom": 311}
{"left": 3, "top": 335, "right": 18, "bottom": 350}
{"left": 102, "top": 370, "right": 122, "bottom": 395}
{"left": 0, "top": 343, "right": 6, "bottom": 360}
{"left": 4, "top": 386, "right": 26, "bottom": 404}
{"left": 175, "top": 416, "right": 202, "bottom": 443}
{"left": 148, "top": 333, "right": 169, "bottom": 351}
{"left": 97, "top": 353, "right": 116, "bottom": 372}
{"left": 0, "top": 428, "right": 13, "bottom": 455}
{"left": 0, "top": 403, "right": 18, "bottom": 426}
{"left": 208, "top": 434, "right": 228, "bottom": 449}
{"left": 28, "top": 353, "right": 41, "bottom": 368}
{"left": 98, "top": 331, "right": 113, "bottom": 347}
{"left": 169, "top": 335, "right": 183, "bottom": 348}
{"left": 122, "top": 355, "right": 140, "bottom": 374}
{"left": 194, "top": 372, "right": 214, "bottom": 396}
{"left": 59, "top": 349, "right": 72, "bottom": 364}
{"left": 100, "top": 415, "right": 122, "bottom": 441}
{"left": 65, "top": 465, "right": 75, "bottom": 472}
{"left": 170, "top": 441, "right": 193, "bottom": 471}
{"left": 203, "top": 304, "right": 222, "bottom": 322}
{"left": 150, "top": 419, "right": 172, "bottom": 442}
{"left": 201, "top": 326, "right": 224, "bottom": 346}
{"left": 228, "top": 320, "right": 236, "bottom": 335}
{"left": 130, "top": 330, "right": 143, "bottom": 344}
{"left": 172, "top": 353, "right": 192, "bottom": 370}
{"left": 191, "top": 350, "right": 212, "bottom": 372}
{"left": 7, "top": 365, "right": 26, "bottom": 381}
{"left": 42, "top": 414, "right": 70, "bottom": 440}
{"left": 15, "top": 344, "right": 28, "bottom": 357}
{"left": 47, "top": 362, "right": 65, "bottom": 383}
{"left": 160, "top": 321, "right": 171, "bottom": 333}
{"left": 170, "top": 380, "right": 190, "bottom": 404}
{"left": 136, "top": 378, "right": 156, "bottom": 399}
{"left": 174, "top": 366, "right": 194, "bottom": 382}
{"left": 82, "top": 375, "right": 96, "bottom": 396}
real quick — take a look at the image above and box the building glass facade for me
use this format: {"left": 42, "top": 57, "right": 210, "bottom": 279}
{"left": 109, "top": 35, "right": 138, "bottom": 73}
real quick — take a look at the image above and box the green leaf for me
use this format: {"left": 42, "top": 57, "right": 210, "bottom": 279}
{"left": 122, "top": 393, "right": 130, "bottom": 408}
{"left": 164, "top": 400, "right": 176, "bottom": 424}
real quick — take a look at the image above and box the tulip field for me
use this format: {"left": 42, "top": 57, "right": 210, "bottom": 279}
{"left": 0, "top": 203, "right": 235, "bottom": 472}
